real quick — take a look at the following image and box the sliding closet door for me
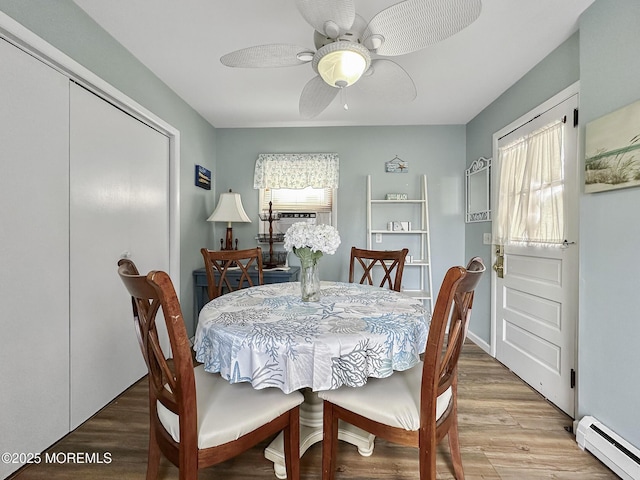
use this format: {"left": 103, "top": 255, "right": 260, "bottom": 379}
{"left": 0, "top": 39, "right": 70, "bottom": 478}
{"left": 69, "top": 83, "right": 170, "bottom": 428}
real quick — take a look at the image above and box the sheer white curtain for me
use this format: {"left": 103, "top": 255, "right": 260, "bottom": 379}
{"left": 494, "top": 120, "right": 565, "bottom": 246}
{"left": 253, "top": 153, "right": 339, "bottom": 189}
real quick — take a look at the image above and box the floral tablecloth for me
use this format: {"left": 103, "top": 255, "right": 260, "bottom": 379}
{"left": 194, "top": 281, "right": 429, "bottom": 394}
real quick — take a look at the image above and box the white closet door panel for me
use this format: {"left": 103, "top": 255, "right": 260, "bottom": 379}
{"left": 0, "top": 39, "right": 70, "bottom": 478}
{"left": 69, "top": 84, "right": 170, "bottom": 429}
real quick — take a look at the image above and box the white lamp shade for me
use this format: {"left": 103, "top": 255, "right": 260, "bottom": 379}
{"left": 207, "top": 191, "right": 251, "bottom": 223}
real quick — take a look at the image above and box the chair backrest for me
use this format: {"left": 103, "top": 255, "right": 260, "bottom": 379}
{"left": 348, "top": 247, "right": 409, "bottom": 292}
{"left": 420, "top": 257, "right": 485, "bottom": 424}
{"left": 200, "top": 247, "right": 264, "bottom": 301}
{"left": 117, "top": 259, "right": 197, "bottom": 446}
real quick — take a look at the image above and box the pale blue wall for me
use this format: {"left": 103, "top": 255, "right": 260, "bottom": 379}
{"left": 466, "top": 0, "right": 640, "bottom": 450}
{"left": 0, "top": 0, "right": 218, "bottom": 331}
{"left": 578, "top": 0, "right": 640, "bottom": 447}
{"left": 465, "top": 33, "right": 580, "bottom": 345}
{"left": 214, "top": 126, "right": 467, "bottom": 301}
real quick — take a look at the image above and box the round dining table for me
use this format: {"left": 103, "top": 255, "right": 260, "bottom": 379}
{"left": 193, "top": 281, "right": 429, "bottom": 478}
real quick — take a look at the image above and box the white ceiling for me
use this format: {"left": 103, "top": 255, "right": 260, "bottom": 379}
{"left": 72, "top": 0, "right": 594, "bottom": 129}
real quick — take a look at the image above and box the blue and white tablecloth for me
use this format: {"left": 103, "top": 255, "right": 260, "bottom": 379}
{"left": 194, "top": 281, "right": 429, "bottom": 394}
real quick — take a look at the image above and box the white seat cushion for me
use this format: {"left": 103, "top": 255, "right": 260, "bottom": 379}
{"left": 318, "top": 362, "right": 451, "bottom": 431}
{"left": 157, "top": 365, "right": 304, "bottom": 449}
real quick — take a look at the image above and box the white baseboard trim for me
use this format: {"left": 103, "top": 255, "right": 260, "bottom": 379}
{"left": 467, "top": 331, "right": 492, "bottom": 355}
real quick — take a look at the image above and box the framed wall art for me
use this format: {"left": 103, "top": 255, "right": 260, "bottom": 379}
{"left": 385, "top": 155, "right": 409, "bottom": 173}
{"left": 195, "top": 164, "right": 211, "bottom": 190}
{"left": 585, "top": 98, "right": 640, "bottom": 193}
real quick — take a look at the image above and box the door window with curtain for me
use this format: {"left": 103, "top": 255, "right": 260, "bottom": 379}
{"left": 253, "top": 153, "right": 339, "bottom": 228}
{"left": 494, "top": 119, "right": 565, "bottom": 246}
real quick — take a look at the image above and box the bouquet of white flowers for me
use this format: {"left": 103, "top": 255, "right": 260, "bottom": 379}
{"left": 284, "top": 222, "right": 341, "bottom": 258}
{"left": 284, "top": 222, "right": 341, "bottom": 301}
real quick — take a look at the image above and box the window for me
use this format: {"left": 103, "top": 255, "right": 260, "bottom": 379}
{"left": 254, "top": 153, "right": 339, "bottom": 228}
{"left": 260, "top": 187, "right": 333, "bottom": 213}
{"left": 494, "top": 120, "right": 565, "bottom": 245}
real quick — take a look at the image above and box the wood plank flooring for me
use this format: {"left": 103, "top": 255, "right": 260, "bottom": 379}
{"left": 9, "top": 342, "right": 616, "bottom": 479}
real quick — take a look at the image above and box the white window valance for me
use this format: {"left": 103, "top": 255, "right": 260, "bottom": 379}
{"left": 253, "top": 153, "right": 339, "bottom": 189}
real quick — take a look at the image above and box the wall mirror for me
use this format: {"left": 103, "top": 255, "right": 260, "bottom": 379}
{"left": 465, "top": 157, "right": 491, "bottom": 223}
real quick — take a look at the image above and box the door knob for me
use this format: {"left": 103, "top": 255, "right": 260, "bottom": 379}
{"left": 493, "top": 245, "right": 504, "bottom": 278}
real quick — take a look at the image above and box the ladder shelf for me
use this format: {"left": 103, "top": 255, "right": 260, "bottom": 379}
{"left": 366, "top": 174, "right": 434, "bottom": 312}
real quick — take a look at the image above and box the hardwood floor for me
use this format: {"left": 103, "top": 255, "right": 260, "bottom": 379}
{"left": 9, "top": 342, "right": 616, "bottom": 480}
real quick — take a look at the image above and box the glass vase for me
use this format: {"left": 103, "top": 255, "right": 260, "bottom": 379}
{"left": 300, "top": 260, "right": 320, "bottom": 302}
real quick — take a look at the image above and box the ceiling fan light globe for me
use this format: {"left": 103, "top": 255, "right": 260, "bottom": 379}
{"left": 318, "top": 50, "right": 367, "bottom": 87}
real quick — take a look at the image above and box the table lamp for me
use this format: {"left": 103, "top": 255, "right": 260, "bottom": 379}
{"left": 207, "top": 189, "right": 251, "bottom": 250}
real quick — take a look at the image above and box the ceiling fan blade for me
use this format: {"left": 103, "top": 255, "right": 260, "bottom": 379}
{"left": 295, "top": 0, "right": 355, "bottom": 38}
{"left": 357, "top": 60, "right": 417, "bottom": 103}
{"left": 221, "top": 44, "right": 315, "bottom": 68}
{"left": 363, "top": 0, "right": 482, "bottom": 56}
{"left": 299, "top": 76, "right": 339, "bottom": 118}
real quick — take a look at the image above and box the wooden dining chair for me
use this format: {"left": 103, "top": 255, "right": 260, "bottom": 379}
{"left": 200, "top": 247, "right": 264, "bottom": 301}
{"left": 117, "top": 259, "right": 303, "bottom": 480}
{"left": 348, "top": 246, "right": 409, "bottom": 292}
{"left": 320, "top": 257, "right": 486, "bottom": 480}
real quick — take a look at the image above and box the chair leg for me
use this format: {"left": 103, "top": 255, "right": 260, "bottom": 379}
{"left": 447, "top": 414, "right": 465, "bottom": 480}
{"left": 178, "top": 455, "right": 198, "bottom": 480}
{"left": 418, "top": 444, "right": 437, "bottom": 480}
{"left": 177, "top": 440, "right": 199, "bottom": 480}
{"left": 146, "top": 426, "right": 161, "bottom": 480}
{"left": 284, "top": 407, "right": 301, "bottom": 480}
{"left": 322, "top": 402, "right": 339, "bottom": 480}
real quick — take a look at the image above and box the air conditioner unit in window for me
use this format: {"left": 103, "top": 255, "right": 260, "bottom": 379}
{"left": 258, "top": 212, "right": 318, "bottom": 241}
{"left": 278, "top": 212, "right": 317, "bottom": 232}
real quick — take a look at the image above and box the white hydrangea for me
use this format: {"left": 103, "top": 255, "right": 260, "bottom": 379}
{"left": 284, "top": 222, "right": 341, "bottom": 255}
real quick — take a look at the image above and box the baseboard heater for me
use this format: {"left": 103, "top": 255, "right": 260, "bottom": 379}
{"left": 576, "top": 416, "right": 640, "bottom": 480}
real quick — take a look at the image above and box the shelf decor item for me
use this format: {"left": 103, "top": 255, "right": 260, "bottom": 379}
{"left": 385, "top": 193, "right": 408, "bottom": 200}
{"left": 284, "top": 222, "right": 341, "bottom": 302}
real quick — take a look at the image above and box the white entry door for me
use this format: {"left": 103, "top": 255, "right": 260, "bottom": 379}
{"left": 492, "top": 87, "right": 579, "bottom": 417}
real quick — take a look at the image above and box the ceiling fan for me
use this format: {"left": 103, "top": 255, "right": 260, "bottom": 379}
{"left": 221, "top": 0, "right": 482, "bottom": 118}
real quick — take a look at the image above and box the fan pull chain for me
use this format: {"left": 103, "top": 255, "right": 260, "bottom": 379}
{"left": 340, "top": 87, "right": 349, "bottom": 110}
